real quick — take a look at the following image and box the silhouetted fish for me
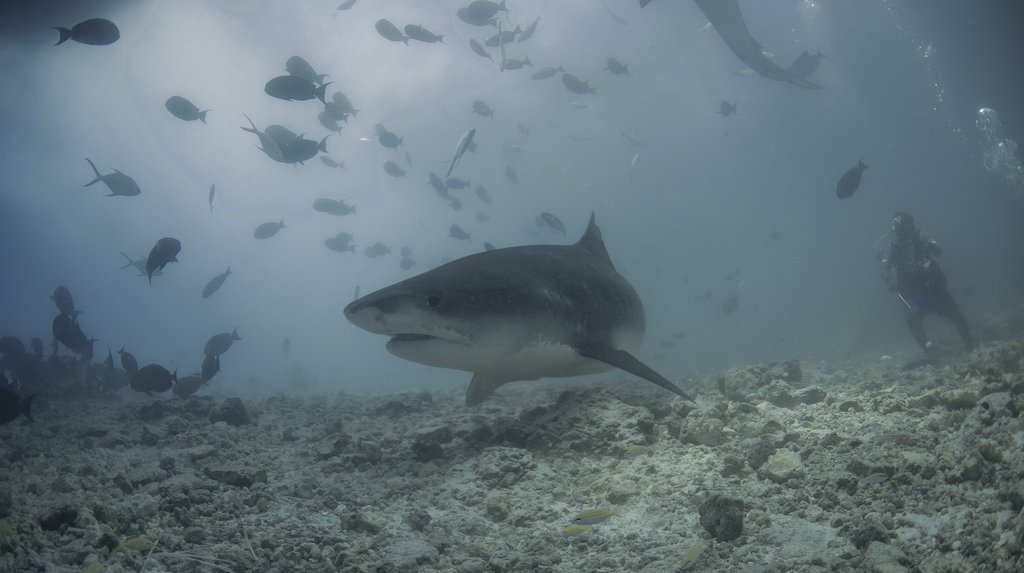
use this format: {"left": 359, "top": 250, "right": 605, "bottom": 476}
{"left": 54, "top": 18, "right": 119, "bottom": 46}
{"left": 264, "top": 75, "right": 327, "bottom": 103}
{"left": 131, "top": 364, "right": 176, "bottom": 395}
{"left": 145, "top": 238, "right": 181, "bottom": 284}
{"left": 118, "top": 346, "right": 139, "bottom": 375}
{"left": 84, "top": 158, "right": 140, "bottom": 197}
{"left": 836, "top": 159, "right": 868, "bottom": 199}
{"left": 165, "top": 96, "right": 208, "bottom": 123}
{"left": 254, "top": 220, "right": 285, "bottom": 239}
{"left": 204, "top": 328, "right": 241, "bottom": 357}
{"left": 202, "top": 266, "right": 232, "bottom": 298}
{"left": 0, "top": 385, "right": 35, "bottom": 424}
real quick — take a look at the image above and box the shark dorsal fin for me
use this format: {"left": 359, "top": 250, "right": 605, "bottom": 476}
{"left": 574, "top": 212, "right": 612, "bottom": 266}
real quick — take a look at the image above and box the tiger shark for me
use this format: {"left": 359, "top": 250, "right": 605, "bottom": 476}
{"left": 693, "top": 0, "right": 822, "bottom": 90}
{"left": 344, "top": 213, "right": 694, "bottom": 406}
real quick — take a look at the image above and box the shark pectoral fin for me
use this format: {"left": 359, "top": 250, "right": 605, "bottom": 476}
{"left": 466, "top": 374, "right": 513, "bottom": 406}
{"left": 577, "top": 346, "right": 696, "bottom": 403}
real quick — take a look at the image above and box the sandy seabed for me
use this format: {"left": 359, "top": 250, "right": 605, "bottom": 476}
{"left": 1, "top": 335, "right": 1023, "bottom": 573}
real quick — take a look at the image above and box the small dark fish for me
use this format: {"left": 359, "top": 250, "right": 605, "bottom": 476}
{"left": 204, "top": 327, "right": 242, "bottom": 357}
{"left": 457, "top": 0, "right": 508, "bottom": 26}
{"left": 483, "top": 241, "right": 497, "bottom": 251}
{"left": 540, "top": 213, "right": 565, "bottom": 238}
{"left": 383, "top": 161, "right": 406, "bottom": 177}
{"left": 562, "top": 73, "right": 596, "bottom": 95}
{"left": 519, "top": 14, "right": 540, "bottom": 41}
{"left": 282, "top": 337, "right": 291, "bottom": 358}
{"left": 54, "top": 18, "right": 119, "bottom": 46}
{"left": 118, "top": 346, "right": 139, "bottom": 375}
{"left": 449, "top": 198, "right": 463, "bottom": 211}
{"left": 605, "top": 57, "right": 629, "bottom": 75}
{"left": 0, "top": 386, "right": 36, "bottom": 424}
{"left": 472, "top": 99, "right": 495, "bottom": 118}
{"left": 375, "top": 124, "right": 403, "bottom": 149}
{"left": 165, "top": 96, "right": 208, "bottom": 123}
{"left": 286, "top": 56, "right": 327, "bottom": 86}
{"left": 337, "top": 0, "right": 358, "bottom": 10}
{"left": 449, "top": 224, "right": 471, "bottom": 240}
{"left": 836, "top": 159, "right": 868, "bottom": 199}
{"left": 172, "top": 374, "right": 204, "bottom": 398}
{"left": 485, "top": 28, "right": 519, "bottom": 47}
{"left": 505, "top": 165, "right": 519, "bottom": 184}
{"left": 202, "top": 265, "right": 232, "bottom": 299}
{"left": 375, "top": 19, "right": 408, "bottom": 45}
{"left": 131, "top": 364, "right": 176, "bottom": 395}
{"left": 201, "top": 354, "right": 220, "bottom": 382}
{"left": 717, "top": 101, "right": 738, "bottom": 116}
{"left": 446, "top": 129, "right": 476, "bottom": 179}
{"left": 313, "top": 198, "right": 356, "bottom": 216}
{"left": 264, "top": 75, "right": 327, "bottom": 104}
{"left": 445, "top": 177, "right": 470, "bottom": 190}
{"left": 500, "top": 57, "right": 531, "bottom": 71}
{"left": 84, "top": 158, "right": 141, "bottom": 197}
{"left": 208, "top": 184, "right": 215, "bottom": 212}
{"left": 475, "top": 184, "right": 492, "bottom": 204}
{"left": 324, "top": 233, "right": 356, "bottom": 253}
{"left": 50, "top": 286, "right": 77, "bottom": 317}
{"left": 405, "top": 24, "right": 444, "bottom": 43}
{"left": 145, "top": 237, "right": 181, "bottom": 284}
{"left": 722, "top": 294, "right": 740, "bottom": 315}
{"left": 364, "top": 242, "right": 391, "bottom": 258}
{"left": 469, "top": 39, "right": 492, "bottom": 61}
{"left": 254, "top": 220, "right": 285, "bottom": 239}
{"left": 531, "top": 66, "right": 562, "bottom": 80}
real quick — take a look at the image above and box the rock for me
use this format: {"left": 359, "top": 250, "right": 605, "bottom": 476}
{"left": 137, "top": 401, "right": 170, "bottom": 422}
{"left": 209, "top": 397, "right": 252, "bottom": 426}
{"left": 380, "top": 540, "right": 436, "bottom": 568}
{"left": 698, "top": 495, "right": 744, "bottom": 542}
{"left": 203, "top": 465, "right": 267, "bottom": 488}
{"left": 340, "top": 510, "right": 382, "bottom": 533}
{"left": 411, "top": 424, "right": 453, "bottom": 461}
{"left": 860, "top": 541, "right": 911, "bottom": 573}
{"left": 39, "top": 506, "right": 78, "bottom": 531}
{"left": 761, "top": 449, "right": 804, "bottom": 483}
{"left": 470, "top": 447, "right": 535, "bottom": 487}
{"left": 678, "top": 413, "right": 727, "bottom": 446}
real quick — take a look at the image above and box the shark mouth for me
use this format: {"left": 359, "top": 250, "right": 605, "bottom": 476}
{"left": 389, "top": 333, "right": 434, "bottom": 342}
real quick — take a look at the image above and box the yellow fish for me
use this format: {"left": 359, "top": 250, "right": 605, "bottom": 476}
{"left": 572, "top": 508, "right": 619, "bottom": 525}
{"left": 122, "top": 537, "right": 155, "bottom": 551}
{"left": 559, "top": 524, "right": 593, "bottom": 537}
{"left": 680, "top": 539, "right": 707, "bottom": 567}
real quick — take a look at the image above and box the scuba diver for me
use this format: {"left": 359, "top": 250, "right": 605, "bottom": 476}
{"left": 880, "top": 212, "right": 975, "bottom": 357}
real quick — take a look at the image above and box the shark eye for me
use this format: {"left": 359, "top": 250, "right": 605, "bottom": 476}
{"left": 426, "top": 295, "right": 440, "bottom": 310}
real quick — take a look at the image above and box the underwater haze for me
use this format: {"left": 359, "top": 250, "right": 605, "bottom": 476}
{"left": 2, "top": 0, "right": 1023, "bottom": 398}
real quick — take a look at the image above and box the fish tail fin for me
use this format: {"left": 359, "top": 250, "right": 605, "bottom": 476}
{"left": 54, "top": 27, "right": 72, "bottom": 45}
{"left": 83, "top": 158, "right": 102, "bottom": 186}
{"left": 198, "top": 110, "right": 208, "bottom": 124}
{"left": 232, "top": 327, "right": 242, "bottom": 341}
{"left": 148, "top": 272, "right": 153, "bottom": 285}
{"left": 119, "top": 252, "right": 135, "bottom": 269}
{"left": 225, "top": 265, "right": 232, "bottom": 275}
{"left": 20, "top": 394, "right": 37, "bottom": 422}
{"left": 318, "top": 136, "right": 329, "bottom": 153}
{"left": 315, "top": 83, "right": 330, "bottom": 104}
{"left": 860, "top": 159, "right": 868, "bottom": 169}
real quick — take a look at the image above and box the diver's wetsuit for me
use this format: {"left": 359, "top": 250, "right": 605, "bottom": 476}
{"left": 882, "top": 229, "right": 974, "bottom": 354}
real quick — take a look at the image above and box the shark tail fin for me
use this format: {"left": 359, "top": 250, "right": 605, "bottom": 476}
{"left": 54, "top": 27, "right": 72, "bottom": 45}
{"left": 466, "top": 374, "right": 513, "bottom": 406}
